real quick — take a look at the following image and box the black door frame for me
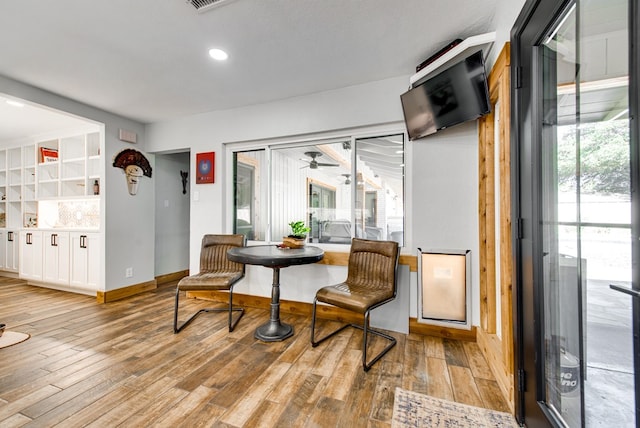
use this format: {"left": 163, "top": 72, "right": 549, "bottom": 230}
{"left": 628, "top": 0, "right": 640, "bottom": 421}
{"left": 512, "top": 2, "right": 572, "bottom": 425}
{"left": 512, "top": 0, "right": 640, "bottom": 426}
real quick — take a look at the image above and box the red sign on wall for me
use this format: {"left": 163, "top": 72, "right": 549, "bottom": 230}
{"left": 196, "top": 152, "right": 215, "bottom": 184}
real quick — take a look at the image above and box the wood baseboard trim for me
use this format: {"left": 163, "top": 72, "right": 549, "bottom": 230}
{"left": 155, "top": 270, "right": 189, "bottom": 285}
{"left": 187, "top": 292, "right": 476, "bottom": 342}
{"left": 97, "top": 279, "right": 157, "bottom": 303}
{"left": 408, "top": 318, "right": 477, "bottom": 341}
{"left": 186, "top": 290, "right": 363, "bottom": 324}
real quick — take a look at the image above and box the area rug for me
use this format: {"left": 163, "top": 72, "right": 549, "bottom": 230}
{"left": 392, "top": 387, "right": 519, "bottom": 427}
{"left": 0, "top": 331, "right": 30, "bottom": 349}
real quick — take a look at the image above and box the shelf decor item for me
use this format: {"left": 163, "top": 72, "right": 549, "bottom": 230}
{"left": 23, "top": 212, "right": 37, "bottom": 228}
{"left": 39, "top": 147, "right": 58, "bottom": 163}
{"left": 283, "top": 220, "right": 310, "bottom": 248}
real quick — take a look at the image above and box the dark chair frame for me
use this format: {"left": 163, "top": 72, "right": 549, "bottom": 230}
{"left": 173, "top": 234, "right": 246, "bottom": 334}
{"left": 310, "top": 238, "right": 400, "bottom": 371}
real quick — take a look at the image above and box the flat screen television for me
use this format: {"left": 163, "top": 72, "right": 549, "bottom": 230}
{"left": 400, "top": 50, "right": 491, "bottom": 141}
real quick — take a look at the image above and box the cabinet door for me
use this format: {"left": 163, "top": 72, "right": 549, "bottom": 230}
{"left": 5, "top": 230, "right": 18, "bottom": 272}
{"left": 70, "top": 232, "right": 100, "bottom": 290}
{"left": 85, "top": 233, "right": 100, "bottom": 290}
{"left": 19, "top": 231, "right": 43, "bottom": 281}
{"left": 0, "top": 230, "right": 5, "bottom": 270}
{"left": 43, "top": 231, "right": 70, "bottom": 285}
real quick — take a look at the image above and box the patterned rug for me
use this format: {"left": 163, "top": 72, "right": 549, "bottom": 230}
{"left": 0, "top": 331, "right": 30, "bottom": 349}
{"left": 392, "top": 387, "right": 519, "bottom": 427}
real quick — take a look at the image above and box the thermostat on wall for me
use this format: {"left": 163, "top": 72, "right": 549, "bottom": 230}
{"left": 119, "top": 129, "right": 137, "bottom": 144}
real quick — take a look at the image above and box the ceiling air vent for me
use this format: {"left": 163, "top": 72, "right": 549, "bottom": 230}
{"left": 187, "top": 0, "right": 237, "bottom": 13}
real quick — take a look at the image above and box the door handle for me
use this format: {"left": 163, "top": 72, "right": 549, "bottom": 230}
{"left": 7, "top": 231, "right": 13, "bottom": 242}
{"left": 610, "top": 284, "right": 640, "bottom": 298}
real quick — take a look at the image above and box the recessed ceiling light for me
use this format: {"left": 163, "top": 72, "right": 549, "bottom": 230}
{"left": 208, "top": 48, "right": 228, "bottom": 61}
{"left": 6, "top": 100, "right": 24, "bottom": 108}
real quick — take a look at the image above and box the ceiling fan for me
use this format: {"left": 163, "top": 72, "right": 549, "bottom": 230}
{"left": 300, "top": 151, "right": 339, "bottom": 169}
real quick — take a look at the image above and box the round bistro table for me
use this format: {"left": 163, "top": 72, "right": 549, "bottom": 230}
{"left": 227, "top": 245, "right": 324, "bottom": 341}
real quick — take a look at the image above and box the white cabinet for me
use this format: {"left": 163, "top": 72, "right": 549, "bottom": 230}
{"left": 19, "top": 230, "right": 43, "bottom": 281}
{"left": 70, "top": 232, "right": 100, "bottom": 290}
{"left": 0, "top": 230, "right": 5, "bottom": 270}
{"left": 43, "top": 231, "right": 70, "bottom": 285}
{"left": 5, "top": 230, "right": 19, "bottom": 272}
{"left": 0, "top": 229, "right": 19, "bottom": 272}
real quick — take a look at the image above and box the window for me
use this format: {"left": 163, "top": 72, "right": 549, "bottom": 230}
{"left": 233, "top": 150, "right": 266, "bottom": 241}
{"left": 231, "top": 132, "right": 405, "bottom": 246}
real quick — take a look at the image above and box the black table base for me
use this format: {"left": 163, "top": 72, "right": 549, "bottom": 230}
{"left": 226, "top": 245, "right": 324, "bottom": 342}
{"left": 254, "top": 267, "right": 293, "bottom": 342}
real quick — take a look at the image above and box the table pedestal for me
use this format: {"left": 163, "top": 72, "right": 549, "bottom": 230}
{"left": 254, "top": 267, "right": 293, "bottom": 341}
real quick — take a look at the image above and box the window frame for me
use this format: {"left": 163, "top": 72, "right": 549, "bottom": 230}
{"left": 223, "top": 123, "right": 411, "bottom": 250}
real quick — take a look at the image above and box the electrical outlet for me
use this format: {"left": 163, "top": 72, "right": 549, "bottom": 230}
{"left": 125, "top": 267, "right": 133, "bottom": 278}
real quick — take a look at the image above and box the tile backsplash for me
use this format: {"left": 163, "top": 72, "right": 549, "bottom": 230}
{"left": 38, "top": 199, "right": 100, "bottom": 229}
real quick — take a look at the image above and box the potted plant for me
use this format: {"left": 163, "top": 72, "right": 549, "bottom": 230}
{"left": 283, "top": 220, "right": 311, "bottom": 248}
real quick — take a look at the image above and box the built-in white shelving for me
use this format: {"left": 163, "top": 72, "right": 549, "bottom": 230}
{"left": 37, "top": 131, "right": 101, "bottom": 199}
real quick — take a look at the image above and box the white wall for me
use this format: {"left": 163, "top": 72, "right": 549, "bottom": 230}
{"left": 154, "top": 152, "right": 190, "bottom": 276}
{"left": 409, "top": 122, "right": 480, "bottom": 326}
{"left": 0, "top": 0, "right": 527, "bottom": 322}
{"left": 0, "top": 74, "right": 155, "bottom": 292}
{"left": 146, "top": 74, "right": 482, "bottom": 331}
{"left": 487, "top": 0, "right": 527, "bottom": 67}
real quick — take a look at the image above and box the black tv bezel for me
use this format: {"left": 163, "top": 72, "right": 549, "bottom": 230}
{"left": 401, "top": 50, "right": 491, "bottom": 141}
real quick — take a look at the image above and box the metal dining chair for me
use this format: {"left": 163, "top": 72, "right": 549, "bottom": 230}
{"left": 173, "top": 234, "right": 246, "bottom": 333}
{"left": 310, "top": 237, "right": 400, "bottom": 371}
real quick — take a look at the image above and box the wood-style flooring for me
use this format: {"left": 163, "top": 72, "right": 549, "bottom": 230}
{"left": 0, "top": 277, "right": 510, "bottom": 427}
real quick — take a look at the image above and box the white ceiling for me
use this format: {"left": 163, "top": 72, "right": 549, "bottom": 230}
{"left": 0, "top": 0, "right": 498, "bottom": 140}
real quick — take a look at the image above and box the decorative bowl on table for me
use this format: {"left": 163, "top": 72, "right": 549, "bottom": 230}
{"left": 282, "top": 236, "right": 306, "bottom": 249}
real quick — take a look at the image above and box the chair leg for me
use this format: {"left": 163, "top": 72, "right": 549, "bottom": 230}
{"left": 310, "top": 299, "right": 396, "bottom": 371}
{"left": 359, "top": 310, "right": 397, "bottom": 372}
{"left": 227, "top": 286, "right": 244, "bottom": 332}
{"left": 310, "top": 297, "right": 350, "bottom": 347}
{"left": 174, "top": 288, "right": 244, "bottom": 334}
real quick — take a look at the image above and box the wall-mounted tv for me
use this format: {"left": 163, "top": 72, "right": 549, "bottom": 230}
{"left": 400, "top": 50, "right": 491, "bottom": 141}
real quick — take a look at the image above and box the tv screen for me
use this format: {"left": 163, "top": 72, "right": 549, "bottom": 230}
{"left": 400, "top": 50, "right": 491, "bottom": 141}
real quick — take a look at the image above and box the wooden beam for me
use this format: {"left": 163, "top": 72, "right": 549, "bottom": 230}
{"left": 317, "top": 251, "right": 417, "bottom": 272}
{"left": 475, "top": 42, "right": 515, "bottom": 413}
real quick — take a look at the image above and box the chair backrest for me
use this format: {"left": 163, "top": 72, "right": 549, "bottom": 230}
{"left": 346, "top": 238, "right": 399, "bottom": 297}
{"left": 200, "top": 234, "right": 246, "bottom": 274}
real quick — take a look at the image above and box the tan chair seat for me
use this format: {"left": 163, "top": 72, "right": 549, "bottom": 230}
{"left": 316, "top": 282, "right": 394, "bottom": 314}
{"left": 178, "top": 271, "right": 243, "bottom": 291}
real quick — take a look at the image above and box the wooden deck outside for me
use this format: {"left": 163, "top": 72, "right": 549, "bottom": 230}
{"left": 0, "top": 278, "right": 510, "bottom": 427}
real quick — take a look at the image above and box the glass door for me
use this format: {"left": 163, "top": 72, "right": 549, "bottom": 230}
{"left": 541, "top": 1, "right": 633, "bottom": 425}
{"left": 514, "top": 0, "right": 637, "bottom": 426}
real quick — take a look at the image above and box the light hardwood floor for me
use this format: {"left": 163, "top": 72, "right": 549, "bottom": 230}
{"left": 0, "top": 277, "right": 510, "bottom": 427}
